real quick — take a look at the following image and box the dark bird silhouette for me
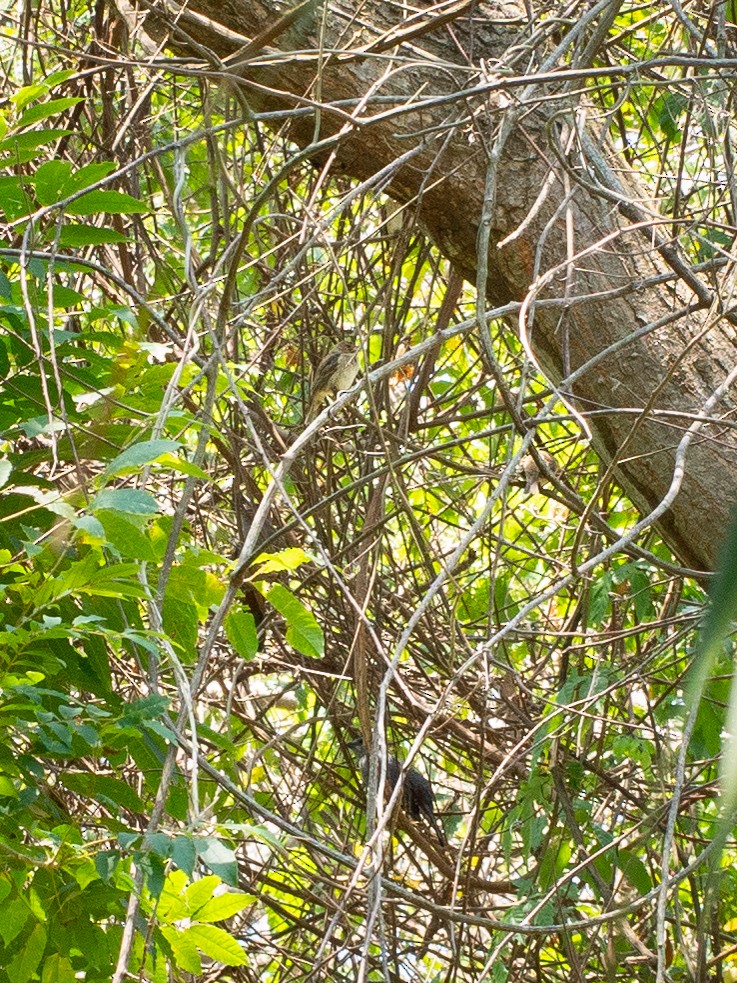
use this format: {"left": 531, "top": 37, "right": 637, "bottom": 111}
{"left": 348, "top": 737, "right": 446, "bottom": 847}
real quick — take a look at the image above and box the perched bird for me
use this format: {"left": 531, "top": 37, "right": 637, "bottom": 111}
{"left": 348, "top": 737, "right": 446, "bottom": 847}
{"left": 520, "top": 450, "right": 560, "bottom": 495}
{"left": 305, "top": 340, "right": 360, "bottom": 423}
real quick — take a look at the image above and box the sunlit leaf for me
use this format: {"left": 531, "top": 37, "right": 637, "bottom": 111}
{"left": 184, "top": 924, "right": 247, "bottom": 966}
{"left": 224, "top": 607, "right": 258, "bottom": 660}
{"left": 264, "top": 583, "right": 324, "bottom": 658}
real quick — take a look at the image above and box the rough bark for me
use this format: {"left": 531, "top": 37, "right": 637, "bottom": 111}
{"left": 149, "top": 0, "right": 737, "bottom": 572}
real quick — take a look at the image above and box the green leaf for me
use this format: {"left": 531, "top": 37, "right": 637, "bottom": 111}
{"left": 264, "top": 583, "right": 324, "bottom": 658}
{"left": 651, "top": 91, "right": 688, "bottom": 142}
{"left": 0, "top": 898, "right": 30, "bottom": 946}
{"left": 160, "top": 926, "right": 202, "bottom": 975}
{"left": 62, "top": 772, "right": 144, "bottom": 813}
{"left": 225, "top": 608, "right": 258, "bottom": 661}
{"left": 162, "top": 595, "right": 199, "bottom": 656}
{"left": 7, "top": 922, "right": 47, "bottom": 983}
{"left": 101, "top": 439, "right": 182, "bottom": 480}
{"left": 0, "top": 129, "right": 69, "bottom": 155}
{"left": 10, "top": 83, "right": 49, "bottom": 110}
{"left": 120, "top": 693, "right": 170, "bottom": 725}
{"left": 17, "top": 97, "right": 83, "bottom": 129}
{"left": 184, "top": 924, "right": 247, "bottom": 966}
{"left": 94, "top": 511, "right": 159, "bottom": 561}
{"left": 195, "top": 838, "right": 238, "bottom": 886}
{"left": 41, "top": 953, "right": 76, "bottom": 983}
{"left": 142, "top": 851, "right": 166, "bottom": 898}
{"left": 73, "top": 515, "right": 106, "bottom": 540}
{"left": 90, "top": 488, "right": 159, "bottom": 514}
{"left": 57, "top": 224, "right": 128, "bottom": 246}
{"left": 193, "top": 891, "right": 251, "bottom": 923}
{"left": 171, "top": 835, "right": 197, "bottom": 877}
{"left": 59, "top": 162, "right": 117, "bottom": 199}
{"left": 156, "top": 452, "right": 209, "bottom": 480}
{"left": 95, "top": 850, "right": 120, "bottom": 884}
{"left": 50, "top": 284, "right": 85, "bottom": 308}
{"left": 233, "top": 823, "right": 289, "bottom": 855}
{"left": 184, "top": 874, "right": 220, "bottom": 914}
{"left": 0, "top": 458, "right": 11, "bottom": 488}
{"left": 252, "top": 547, "right": 312, "bottom": 575}
{"left": 619, "top": 849, "right": 652, "bottom": 893}
{"left": 0, "top": 774, "right": 18, "bottom": 796}
{"left": 146, "top": 831, "right": 172, "bottom": 859}
{"left": 0, "top": 176, "right": 29, "bottom": 220}
{"left": 44, "top": 70, "right": 75, "bottom": 87}
{"left": 163, "top": 561, "right": 224, "bottom": 618}
{"left": 66, "top": 190, "right": 148, "bottom": 216}
{"left": 158, "top": 870, "right": 189, "bottom": 923}
{"left": 33, "top": 160, "right": 72, "bottom": 205}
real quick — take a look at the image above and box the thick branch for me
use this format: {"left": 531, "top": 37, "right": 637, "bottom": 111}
{"left": 147, "top": 0, "right": 737, "bottom": 570}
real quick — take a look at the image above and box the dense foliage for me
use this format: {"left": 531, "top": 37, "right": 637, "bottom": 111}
{"left": 1, "top": 1, "right": 736, "bottom": 981}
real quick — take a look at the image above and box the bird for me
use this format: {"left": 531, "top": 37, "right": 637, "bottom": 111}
{"left": 305, "top": 340, "right": 360, "bottom": 423}
{"left": 519, "top": 450, "right": 560, "bottom": 495}
{"left": 348, "top": 737, "right": 446, "bottom": 846}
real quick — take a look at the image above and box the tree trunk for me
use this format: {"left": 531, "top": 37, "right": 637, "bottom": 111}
{"left": 148, "top": 0, "right": 737, "bottom": 572}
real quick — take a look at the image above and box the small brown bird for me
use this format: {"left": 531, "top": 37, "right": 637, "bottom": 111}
{"left": 305, "top": 341, "right": 359, "bottom": 423}
{"left": 520, "top": 450, "right": 560, "bottom": 495}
